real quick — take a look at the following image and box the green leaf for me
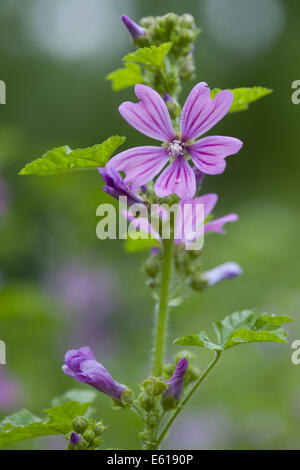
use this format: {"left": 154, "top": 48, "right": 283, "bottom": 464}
{"left": 107, "top": 63, "right": 144, "bottom": 91}
{"left": 214, "top": 310, "right": 293, "bottom": 350}
{"left": 123, "top": 42, "right": 172, "bottom": 68}
{"left": 19, "top": 135, "right": 126, "bottom": 176}
{"left": 174, "top": 311, "right": 292, "bottom": 352}
{"left": 211, "top": 87, "right": 272, "bottom": 113}
{"left": 124, "top": 236, "right": 160, "bottom": 253}
{"left": 0, "top": 401, "right": 92, "bottom": 448}
{"left": 174, "top": 331, "right": 222, "bottom": 351}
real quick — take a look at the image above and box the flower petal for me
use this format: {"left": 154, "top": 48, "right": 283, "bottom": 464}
{"left": 196, "top": 193, "right": 218, "bottom": 219}
{"left": 180, "top": 82, "right": 211, "bottom": 141}
{"left": 174, "top": 198, "right": 205, "bottom": 245}
{"left": 204, "top": 213, "right": 238, "bottom": 234}
{"left": 188, "top": 135, "right": 242, "bottom": 175}
{"left": 181, "top": 85, "right": 233, "bottom": 141}
{"left": 189, "top": 136, "right": 242, "bottom": 174}
{"left": 107, "top": 146, "right": 169, "bottom": 187}
{"left": 154, "top": 156, "right": 196, "bottom": 200}
{"left": 119, "top": 84, "right": 174, "bottom": 141}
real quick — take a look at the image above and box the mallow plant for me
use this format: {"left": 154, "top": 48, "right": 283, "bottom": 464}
{"left": 0, "top": 13, "right": 292, "bottom": 450}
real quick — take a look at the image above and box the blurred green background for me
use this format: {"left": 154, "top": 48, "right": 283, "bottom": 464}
{"left": 0, "top": 0, "right": 299, "bottom": 450}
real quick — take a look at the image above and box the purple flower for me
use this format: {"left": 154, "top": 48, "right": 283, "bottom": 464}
{"left": 122, "top": 15, "right": 145, "bottom": 41}
{"left": 204, "top": 262, "right": 243, "bottom": 286}
{"left": 69, "top": 432, "right": 82, "bottom": 446}
{"left": 99, "top": 167, "right": 144, "bottom": 206}
{"left": 107, "top": 83, "right": 242, "bottom": 200}
{"left": 164, "top": 358, "right": 188, "bottom": 401}
{"left": 62, "top": 347, "right": 126, "bottom": 401}
{"left": 124, "top": 193, "right": 238, "bottom": 249}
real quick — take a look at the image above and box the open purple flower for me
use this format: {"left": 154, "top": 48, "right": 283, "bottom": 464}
{"left": 107, "top": 83, "right": 242, "bottom": 200}
{"left": 164, "top": 358, "right": 188, "bottom": 401}
{"left": 203, "top": 262, "right": 243, "bottom": 286}
{"left": 122, "top": 15, "right": 145, "bottom": 41}
{"left": 62, "top": 347, "right": 126, "bottom": 401}
{"left": 99, "top": 167, "right": 144, "bottom": 206}
{"left": 123, "top": 193, "right": 238, "bottom": 249}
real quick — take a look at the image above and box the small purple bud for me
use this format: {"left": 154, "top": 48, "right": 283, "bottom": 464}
{"left": 204, "top": 262, "right": 243, "bottom": 287}
{"left": 122, "top": 15, "right": 145, "bottom": 41}
{"left": 164, "top": 358, "right": 188, "bottom": 401}
{"left": 194, "top": 168, "right": 205, "bottom": 193}
{"left": 70, "top": 432, "right": 82, "bottom": 446}
{"left": 151, "top": 246, "right": 160, "bottom": 256}
{"left": 163, "top": 93, "right": 173, "bottom": 103}
{"left": 99, "top": 167, "right": 144, "bottom": 207}
{"left": 62, "top": 347, "right": 126, "bottom": 401}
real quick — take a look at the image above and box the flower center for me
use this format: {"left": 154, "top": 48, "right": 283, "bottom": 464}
{"left": 168, "top": 140, "right": 184, "bottom": 159}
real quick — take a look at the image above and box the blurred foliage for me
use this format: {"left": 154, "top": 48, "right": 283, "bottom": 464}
{"left": 0, "top": 0, "right": 300, "bottom": 450}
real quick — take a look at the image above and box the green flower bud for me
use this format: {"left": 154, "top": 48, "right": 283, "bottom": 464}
{"left": 83, "top": 429, "right": 95, "bottom": 443}
{"left": 175, "top": 350, "right": 195, "bottom": 364}
{"left": 147, "top": 413, "right": 158, "bottom": 429}
{"left": 163, "top": 363, "right": 176, "bottom": 378}
{"left": 76, "top": 440, "right": 88, "bottom": 450}
{"left": 139, "top": 392, "right": 153, "bottom": 411}
{"left": 94, "top": 421, "right": 106, "bottom": 436}
{"left": 153, "top": 379, "right": 167, "bottom": 396}
{"left": 161, "top": 394, "right": 177, "bottom": 411}
{"left": 142, "top": 377, "right": 167, "bottom": 396}
{"left": 72, "top": 416, "right": 89, "bottom": 434}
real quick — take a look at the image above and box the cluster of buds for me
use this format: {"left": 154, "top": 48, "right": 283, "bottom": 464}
{"left": 122, "top": 13, "right": 200, "bottom": 99}
{"left": 66, "top": 417, "right": 106, "bottom": 450}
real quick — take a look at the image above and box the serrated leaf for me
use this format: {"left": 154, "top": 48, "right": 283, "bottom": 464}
{"left": 123, "top": 43, "right": 172, "bottom": 68}
{"left": 174, "top": 331, "right": 222, "bottom": 351}
{"left": 211, "top": 87, "right": 272, "bottom": 113}
{"left": 213, "top": 310, "right": 293, "bottom": 350}
{"left": 0, "top": 401, "right": 91, "bottom": 448}
{"left": 107, "top": 63, "right": 144, "bottom": 91}
{"left": 174, "top": 311, "right": 292, "bottom": 352}
{"left": 19, "top": 135, "right": 126, "bottom": 176}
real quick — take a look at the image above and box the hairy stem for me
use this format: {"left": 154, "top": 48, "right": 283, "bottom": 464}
{"left": 156, "top": 350, "right": 222, "bottom": 448}
{"left": 152, "top": 237, "right": 174, "bottom": 377}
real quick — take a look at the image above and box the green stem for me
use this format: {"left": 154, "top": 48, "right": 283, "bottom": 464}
{"left": 152, "top": 237, "right": 174, "bottom": 377}
{"left": 156, "top": 350, "right": 222, "bottom": 448}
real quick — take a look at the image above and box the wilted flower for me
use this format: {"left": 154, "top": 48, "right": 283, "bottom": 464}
{"left": 164, "top": 358, "right": 188, "bottom": 401}
{"left": 122, "top": 15, "right": 145, "bottom": 41}
{"left": 62, "top": 347, "right": 126, "bottom": 401}
{"left": 99, "top": 167, "right": 145, "bottom": 206}
{"left": 204, "top": 262, "right": 243, "bottom": 286}
{"left": 108, "top": 83, "right": 242, "bottom": 200}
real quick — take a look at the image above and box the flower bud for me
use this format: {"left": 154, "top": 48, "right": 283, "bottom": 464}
{"left": 83, "top": 429, "right": 95, "bottom": 443}
{"left": 139, "top": 392, "right": 153, "bottom": 411}
{"left": 204, "top": 262, "right": 243, "bottom": 286}
{"left": 122, "top": 15, "right": 145, "bottom": 41}
{"left": 163, "top": 358, "right": 188, "bottom": 403}
{"left": 72, "top": 416, "right": 89, "bottom": 434}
